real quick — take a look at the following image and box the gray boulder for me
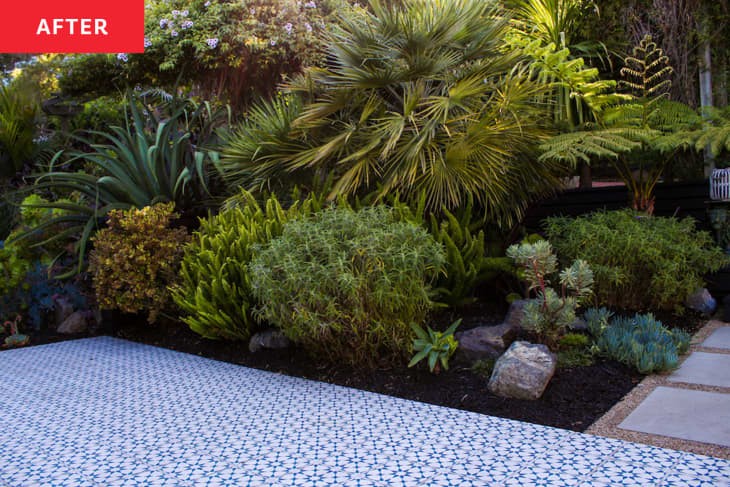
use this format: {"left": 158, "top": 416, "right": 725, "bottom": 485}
{"left": 488, "top": 341, "right": 557, "bottom": 400}
{"left": 504, "top": 299, "right": 530, "bottom": 330}
{"left": 57, "top": 312, "right": 88, "bottom": 334}
{"left": 685, "top": 288, "right": 716, "bottom": 316}
{"left": 454, "top": 324, "right": 516, "bottom": 364}
{"left": 249, "top": 329, "right": 292, "bottom": 353}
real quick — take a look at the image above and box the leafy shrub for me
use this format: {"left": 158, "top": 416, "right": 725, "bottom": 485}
{"left": 508, "top": 240, "right": 593, "bottom": 347}
{"left": 389, "top": 194, "right": 514, "bottom": 308}
{"left": 0, "top": 194, "right": 73, "bottom": 298}
{"left": 585, "top": 307, "right": 691, "bottom": 374}
{"left": 409, "top": 319, "right": 460, "bottom": 373}
{"left": 171, "top": 190, "right": 325, "bottom": 340}
{"left": 59, "top": 0, "right": 345, "bottom": 108}
{"left": 89, "top": 203, "right": 189, "bottom": 323}
{"left": 0, "top": 85, "right": 38, "bottom": 178}
{"left": 545, "top": 210, "right": 728, "bottom": 310}
{"left": 250, "top": 206, "right": 445, "bottom": 367}
{"left": 218, "top": 0, "right": 561, "bottom": 225}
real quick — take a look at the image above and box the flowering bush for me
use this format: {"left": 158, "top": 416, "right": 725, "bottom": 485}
{"left": 59, "top": 0, "right": 352, "bottom": 108}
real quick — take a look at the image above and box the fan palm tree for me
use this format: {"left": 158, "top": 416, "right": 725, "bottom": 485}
{"left": 218, "top": 0, "right": 563, "bottom": 226}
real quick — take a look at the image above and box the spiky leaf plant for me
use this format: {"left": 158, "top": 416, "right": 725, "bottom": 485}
{"left": 218, "top": 0, "right": 561, "bottom": 227}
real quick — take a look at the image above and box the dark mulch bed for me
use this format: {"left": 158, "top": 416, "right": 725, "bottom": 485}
{"left": 103, "top": 315, "right": 641, "bottom": 433}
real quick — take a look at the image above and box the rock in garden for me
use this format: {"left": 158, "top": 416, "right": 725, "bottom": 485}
{"left": 488, "top": 341, "right": 557, "bottom": 400}
{"left": 685, "top": 288, "right": 716, "bottom": 315}
{"left": 54, "top": 298, "right": 74, "bottom": 328}
{"left": 248, "top": 329, "right": 292, "bottom": 353}
{"left": 454, "top": 324, "right": 516, "bottom": 364}
{"left": 504, "top": 299, "right": 530, "bottom": 330}
{"left": 57, "top": 312, "right": 88, "bottom": 334}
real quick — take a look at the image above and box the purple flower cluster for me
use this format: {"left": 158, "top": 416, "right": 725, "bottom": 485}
{"left": 284, "top": 23, "right": 293, "bottom": 34}
{"left": 181, "top": 20, "right": 194, "bottom": 29}
{"left": 117, "top": 53, "right": 128, "bottom": 62}
{"left": 305, "top": 22, "right": 312, "bottom": 32}
{"left": 206, "top": 38, "right": 219, "bottom": 48}
{"left": 144, "top": 37, "right": 152, "bottom": 47}
{"left": 204, "top": 0, "right": 211, "bottom": 6}
{"left": 304, "top": 1, "right": 316, "bottom": 7}
{"left": 160, "top": 18, "right": 168, "bottom": 27}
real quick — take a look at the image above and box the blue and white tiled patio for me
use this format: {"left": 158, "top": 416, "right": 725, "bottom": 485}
{"left": 2, "top": 337, "right": 729, "bottom": 487}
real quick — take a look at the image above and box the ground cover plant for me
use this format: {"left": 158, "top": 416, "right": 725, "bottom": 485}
{"left": 250, "top": 206, "right": 445, "bottom": 367}
{"left": 585, "top": 307, "right": 691, "bottom": 374}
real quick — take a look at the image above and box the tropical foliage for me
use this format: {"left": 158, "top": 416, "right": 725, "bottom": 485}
{"left": 218, "top": 0, "right": 563, "bottom": 226}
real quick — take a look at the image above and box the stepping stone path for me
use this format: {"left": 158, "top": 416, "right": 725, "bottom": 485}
{"left": 620, "top": 325, "right": 730, "bottom": 454}
{"left": 2, "top": 337, "right": 730, "bottom": 486}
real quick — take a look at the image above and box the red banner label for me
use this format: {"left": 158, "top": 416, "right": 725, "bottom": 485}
{"left": 0, "top": 1, "right": 144, "bottom": 53}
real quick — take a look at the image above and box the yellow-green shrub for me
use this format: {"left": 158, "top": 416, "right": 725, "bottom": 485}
{"left": 89, "top": 203, "right": 189, "bottom": 323}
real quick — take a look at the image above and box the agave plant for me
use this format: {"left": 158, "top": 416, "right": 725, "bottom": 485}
{"left": 10, "top": 91, "right": 221, "bottom": 275}
{"left": 219, "top": 0, "right": 562, "bottom": 226}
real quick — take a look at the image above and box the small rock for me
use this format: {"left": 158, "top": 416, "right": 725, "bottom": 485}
{"left": 504, "top": 299, "right": 530, "bottom": 330}
{"left": 54, "top": 298, "right": 74, "bottom": 328}
{"left": 568, "top": 318, "right": 587, "bottom": 331}
{"left": 488, "top": 341, "right": 557, "bottom": 400}
{"left": 57, "top": 312, "right": 88, "bottom": 334}
{"left": 454, "top": 324, "right": 516, "bottom": 364}
{"left": 249, "top": 329, "right": 291, "bottom": 353}
{"left": 685, "top": 288, "right": 716, "bottom": 315}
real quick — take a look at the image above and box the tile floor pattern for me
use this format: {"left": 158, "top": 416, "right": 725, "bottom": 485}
{"left": 1, "top": 337, "right": 729, "bottom": 487}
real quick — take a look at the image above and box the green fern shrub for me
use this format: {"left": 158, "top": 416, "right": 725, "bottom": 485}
{"left": 508, "top": 240, "right": 593, "bottom": 347}
{"left": 545, "top": 210, "right": 728, "bottom": 310}
{"left": 250, "top": 206, "right": 445, "bottom": 367}
{"left": 585, "top": 307, "right": 691, "bottom": 374}
{"left": 89, "top": 203, "right": 189, "bottom": 323}
{"left": 170, "top": 190, "right": 325, "bottom": 341}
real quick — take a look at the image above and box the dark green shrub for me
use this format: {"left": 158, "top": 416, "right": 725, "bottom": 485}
{"left": 585, "top": 307, "right": 692, "bottom": 374}
{"left": 89, "top": 203, "right": 189, "bottom": 323}
{"left": 218, "top": 0, "right": 560, "bottom": 225}
{"left": 545, "top": 210, "right": 728, "bottom": 311}
{"left": 250, "top": 206, "right": 445, "bottom": 367}
{"left": 171, "top": 190, "right": 325, "bottom": 341}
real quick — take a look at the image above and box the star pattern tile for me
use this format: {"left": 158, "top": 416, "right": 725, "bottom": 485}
{"left": 1, "top": 337, "right": 729, "bottom": 486}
